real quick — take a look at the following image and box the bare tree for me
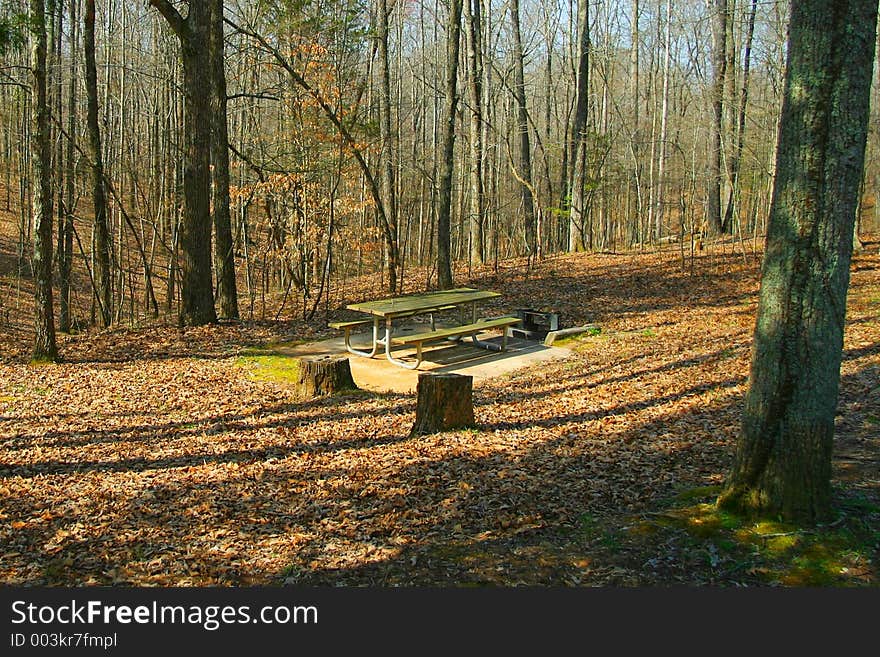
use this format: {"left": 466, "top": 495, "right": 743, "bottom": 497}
{"left": 568, "top": 0, "right": 589, "bottom": 252}
{"left": 58, "top": 0, "right": 76, "bottom": 333}
{"left": 375, "top": 0, "right": 400, "bottom": 292}
{"left": 509, "top": 0, "right": 537, "bottom": 257}
{"left": 210, "top": 0, "right": 239, "bottom": 320}
{"left": 464, "top": 0, "right": 485, "bottom": 266}
{"left": 150, "top": 0, "right": 217, "bottom": 326}
{"left": 437, "top": 0, "right": 463, "bottom": 289}
{"left": 30, "top": 0, "right": 57, "bottom": 360}
{"left": 707, "top": 0, "right": 728, "bottom": 235}
{"left": 85, "top": 0, "right": 112, "bottom": 327}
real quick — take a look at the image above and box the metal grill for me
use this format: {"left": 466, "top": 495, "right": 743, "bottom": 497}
{"left": 510, "top": 309, "right": 559, "bottom": 341}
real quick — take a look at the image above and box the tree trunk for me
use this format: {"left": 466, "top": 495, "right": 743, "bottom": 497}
{"left": 509, "top": 0, "right": 536, "bottom": 257}
{"left": 209, "top": 0, "right": 239, "bottom": 320}
{"left": 707, "top": 0, "right": 727, "bottom": 236}
{"left": 717, "top": 0, "right": 878, "bottom": 523}
{"left": 723, "top": 0, "right": 758, "bottom": 235}
{"left": 297, "top": 356, "right": 357, "bottom": 398}
{"left": 568, "top": 0, "right": 589, "bottom": 253}
{"left": 376, "top": 0, "right": 400, "bottom": 292}
{"left": 85, "top": 0, "right": 112, "bottom": 327}
{"left": 436, "top": 0, "right": 462, "bottom": 289}
{"left": 629, "top": 0, "right": 642, "bottom": 246}
{"left": 464, "top": 0, "right": 485, "bottom": 266}
{"left": 58, "top": 0, "right": 76, "bottom": 333}
{"left": 411, "top": 373, "right": 475, "bottom": 435}
{"left": 151, "top": 0, "right": 217, "bottom": 327}
{"left": 30, "top": 0, "right": 57, "bottom": 361}
{"left": 654, "top": 0, "right": 672, "bottom": 242}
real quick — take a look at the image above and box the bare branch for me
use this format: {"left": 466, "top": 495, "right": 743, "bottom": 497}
{"left": 148, "top": 0, "right": 187, "bottom": 38}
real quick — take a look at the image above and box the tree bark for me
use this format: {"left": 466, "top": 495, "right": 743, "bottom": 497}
{"left": 568, "top": 0, "right": 589, "bottom": 253}
{"left": 411, "top": 373, "right": 475, "bottom": 435}
{"left": 209, "top": 0, "right": 239, "bottom": 320}
{"left": 707, "top": 0, "right": 727, "bottom": 236}
{"left": 437, "top": 0, "right": 462, "bottom": 289}
{"left": 151, "top": 0, "right": 217, "bottom": 327}
{"left": 717, "top": 0, "right": 878, "bottom": 523}
{"left": 58, "top": 0, "right": 76, "bottom": 333}
{"left": 509, "top": 0, "right": 536, "bottom": 257}
{"left": 30, "top": 0, "right": 57, "bottom": 360}
{"left": 376, "top": 0, "right": 400, "bottom": 292}
{"left": 297, "top": 356, "right": 357, "bottom": 398}
{"left": 464, "top": 0, "right": 485, "bottom": 266}
{"left": 84, "top": 0, "right": 112, "bottom": 328}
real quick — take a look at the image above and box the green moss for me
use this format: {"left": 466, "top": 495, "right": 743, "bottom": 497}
{"left": 673, "top": 485, "right": 723, "bottom": 504}
{"left": 554, "top": 327, "right": 604, "bottom": 350}
{"left": 765, "top": 534, "right": 800, "bottom": 555}
{"left": 640, "top": 499, "right": 880, "bottom": 586}
{"left": 577, "top": 513, "right": 598, "bottom": 536}
{"left": 684, "top": 505, "right": 742, "bottom": 538}
{"left": 599, "top": 531, "right": 622, "bottom": 550}
{"left": 237, "top": 353, "right": 302, "bottom": 383}
{"left": 627, "top": 522, "right": 661, "bottom": 537}
{"left": 839, "top": 494, "right": 880, "bottom": 514}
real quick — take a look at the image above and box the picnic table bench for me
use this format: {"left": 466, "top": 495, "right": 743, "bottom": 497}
{"left": 329, "top": 288, "right": 520, "bottom": 369}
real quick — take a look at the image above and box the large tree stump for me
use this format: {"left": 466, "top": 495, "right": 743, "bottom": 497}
{"left": 411, "top": 373, "right": 475, "bottom": 435}
{"left": 297, "top": 355, "right": 358, "bottom": 397}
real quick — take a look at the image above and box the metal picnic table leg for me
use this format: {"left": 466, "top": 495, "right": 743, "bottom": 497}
{"left": 381, "top": 316, "right": 422, "bottom": 369}
{"left": 343, "top": 317, "right": 380, "bottom": 358}
{"left": 471, "top": 325, "right": 507, "bottom": 352}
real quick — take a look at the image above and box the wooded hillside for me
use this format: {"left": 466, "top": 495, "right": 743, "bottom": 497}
{"left": 2, "top": 0, "right": 879, "bottom": 334}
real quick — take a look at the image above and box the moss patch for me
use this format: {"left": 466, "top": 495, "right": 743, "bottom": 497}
{"left": 236, "top": 353, "right": 302, "bottom": 384}
{"left": 607, "top": 490, "right": 879, "bottom": 586}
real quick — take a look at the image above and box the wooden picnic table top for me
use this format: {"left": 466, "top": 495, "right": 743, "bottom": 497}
{"left": 346, "top": 287, "right": 500, "bottom": 318}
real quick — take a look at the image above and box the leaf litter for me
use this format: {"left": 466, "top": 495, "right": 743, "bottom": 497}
{"left": 1, "top": 243, "right": 878, "bottom": 586}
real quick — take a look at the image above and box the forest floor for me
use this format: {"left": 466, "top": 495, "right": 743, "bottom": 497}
{"left": 1, "top": 211, "right": 879, "bottom": 586}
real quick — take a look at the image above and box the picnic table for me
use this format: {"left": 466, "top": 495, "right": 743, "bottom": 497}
{"left": 329, "top": 287, "right": 520, "bottom": 369}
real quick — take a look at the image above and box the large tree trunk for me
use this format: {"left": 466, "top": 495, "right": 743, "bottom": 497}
{"left": 178, "top": 6, "right": 216, "bottom": 326}
{"left": 84, "top": 0, "right": 112, "bottom": 328}
{"left": 30, "top": 0, "right": 57, "bottom": 360}
{"left": 209, "top": 0, "right": 239, "bottom": 320}
{"left": 436, "top": 0, "right": 462, "bottom": 289}
{"left": 151, "top": 1, "right": 217, "bottom": 327}
{"left": 717, "top": 0, "right": 878, "bottom": 523}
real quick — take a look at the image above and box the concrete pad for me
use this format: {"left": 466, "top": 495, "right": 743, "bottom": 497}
{"left": 277, "top": 326, "right": 572, "bottom": 394}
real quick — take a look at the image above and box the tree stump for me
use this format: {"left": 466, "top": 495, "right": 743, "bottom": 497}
{"left": 411, "top": 373, "right": 475, "bottom": 435}
{"left": 297, "top": 355, "right": 358, "bottom": 397}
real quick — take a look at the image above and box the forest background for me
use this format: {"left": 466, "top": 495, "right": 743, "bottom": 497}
{"left": 2, "top": 0, "right": 878, "bottom": 333}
